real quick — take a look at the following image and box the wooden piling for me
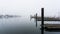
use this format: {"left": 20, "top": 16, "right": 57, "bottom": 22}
{"left": 41, "top": 8, "right": 44, "bottom": 34}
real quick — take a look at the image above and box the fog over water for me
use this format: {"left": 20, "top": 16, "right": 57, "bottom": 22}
{"left": 0, "top": 0, "right": 60, "bottom": 34}
{"left": 0, "top": 0, "right": 59, "bottom": 17}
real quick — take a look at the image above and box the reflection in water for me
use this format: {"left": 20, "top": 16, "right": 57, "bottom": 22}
{"left": 0, "top": 17, "right": 41, "bottom": 34}
{"left": 35, "top": 19, "right": 37, "bottom": 28}
{"left": 0, "top": 17, "right": 60, "bottom": 34}
{"left": 34, "top": 19, "right": 60, "bottom": 32}
{"left": 34, "top": 19, "right": 38, "bottom": 28}
{"left": 30, "top": 13, "right": 38, "bottom": 28}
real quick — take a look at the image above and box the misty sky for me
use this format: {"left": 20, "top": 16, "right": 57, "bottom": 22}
{"left": 0, "top": 0, "right": 59, "bottom": 17}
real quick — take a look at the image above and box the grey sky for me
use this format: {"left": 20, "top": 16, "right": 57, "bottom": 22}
{"left": 0, "top": 0, "right": 59, "bottom": 17}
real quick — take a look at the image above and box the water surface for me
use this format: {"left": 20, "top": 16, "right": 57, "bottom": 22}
{"left": 0, "top": 17, "right": 60, "bottom": 34}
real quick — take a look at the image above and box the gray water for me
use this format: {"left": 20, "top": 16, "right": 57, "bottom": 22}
{"left": 0, "top": 17, "right": 60, "bottom": 34}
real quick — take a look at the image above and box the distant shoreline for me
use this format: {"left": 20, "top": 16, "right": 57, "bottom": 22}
{"left": 0, "top": 15, "right": 21, "bottom": 18}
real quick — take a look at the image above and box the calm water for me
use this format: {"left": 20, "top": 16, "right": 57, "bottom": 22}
{"left": 0, "top": 17, "right": 60, "bottom": 34}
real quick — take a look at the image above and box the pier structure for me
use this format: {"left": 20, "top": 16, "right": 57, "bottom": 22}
{"left": 31, "top": 16, "right": 60, "bottom": 21}
{"left": 30, "top": 8, "right": 60, "bottom": 32}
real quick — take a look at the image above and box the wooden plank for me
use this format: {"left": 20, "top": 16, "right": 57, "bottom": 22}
{"left": 44, "top": 24, "right": 60, "bottom": 28}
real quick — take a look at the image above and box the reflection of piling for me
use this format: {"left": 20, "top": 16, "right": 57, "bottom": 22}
{"left": 36, "top": 22, "right": 37, "bottom": 27}
{"left": 41, "top": 8, "right": 44, "bottom": 34}
{"left": 30, "top": 15, "right": 32, "bottom": 21}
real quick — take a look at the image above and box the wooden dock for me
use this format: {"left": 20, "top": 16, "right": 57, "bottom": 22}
{"left": 31, "top": 16, "right": 60, "bottom": 21}
{"left": 44, "top": 24, "right": 60, "bottom": 32}
{"left": 44, "top": 24, "right": 60, "bottom": 31}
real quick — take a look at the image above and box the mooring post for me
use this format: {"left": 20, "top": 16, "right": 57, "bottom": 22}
{"left": 41, "top": 8, "right": 44, "bottom": 34}
{"left": 36, "top": 13, "right": 37, "bottom": 21}
{"left": 36, "top": 13, "right": 37, "bottom": 27}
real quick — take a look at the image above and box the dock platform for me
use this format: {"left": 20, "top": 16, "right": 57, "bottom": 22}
{"left": 31, "top": 16, "right": 60, "bottom": 21}
{"left": 44, "top": 24, "right": 60, "bottom": 31}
